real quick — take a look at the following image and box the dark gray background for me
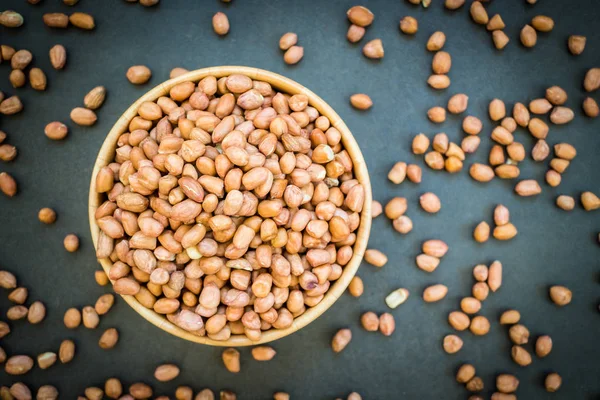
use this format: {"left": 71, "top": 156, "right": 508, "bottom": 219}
{"left": 0, "top": 0, "right": 599, "bottom": 398}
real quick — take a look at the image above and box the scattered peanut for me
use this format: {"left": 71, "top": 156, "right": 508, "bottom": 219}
{"left": 379, "top": 313, "right": 395, "bottom": 336}
{"left": 364, "top": 249, "right": 388, "bottom": 267}
{"left": 423, "top": 284, "right": 448, "bottom": 302}
{"left": 443, "top": 334, "right": 463, "bottom": 354}
{"left": 545, "top": 373, "right": 562, "bottom": 392}
{"left": 363, "top": 39, "right": 384, "bottom": 59}
{"left": 456, "top": 364, "right": 476, "bottom": 383}
{"left": 420, "top": 192, "right": 441, "bottom": 213}
{"left": 332, "top": 328, "right": 352, "bottom": 352}
{"left": 360, "top": 311, "right": 379, "bottom": 331}
{"left": 399, "top": 16, "right": 418, "bottom": 35}
{"left": 568, "top": 35, "right": 586, "bottom": 55}
{"left": 348, "top": 276, "right": 364, "bottom": 297}
{"left": 222, "top": 348, "right": 240, "bottom": 373}
{"left": 549, "top": 285, "right": 572, "bottom": 306}
{"left": 350, "top": 94, "right": 372, "bottom": 110}
{"left": 536, "top": 335, "right": 553, "bottom": 357}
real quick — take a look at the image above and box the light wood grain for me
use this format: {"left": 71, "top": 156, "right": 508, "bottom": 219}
{"left": 89, "top": 66, "right": 372, "bottom": 346}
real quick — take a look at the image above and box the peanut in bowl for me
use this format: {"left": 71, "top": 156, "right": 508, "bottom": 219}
{"left": 89, "top": 66, "right": 372, "bottom": 346}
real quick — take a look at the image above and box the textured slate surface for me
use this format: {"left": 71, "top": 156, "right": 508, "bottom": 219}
{"left": 0, "top": 0, "right": 599, "bottom": 398}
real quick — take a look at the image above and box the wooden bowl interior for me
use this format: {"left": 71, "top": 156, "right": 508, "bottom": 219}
{"left": 89, "top": 66, "right": 372, "bottom": 346}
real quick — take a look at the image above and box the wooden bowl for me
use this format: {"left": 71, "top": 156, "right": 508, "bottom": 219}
{"left": 89, "top": 66, "right": 372, "bottom": 346}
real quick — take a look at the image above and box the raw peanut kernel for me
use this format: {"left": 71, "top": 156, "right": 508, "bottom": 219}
{"left": 69, "top": 12, "right": 95, "bottom": 30}
{"left": 412, "top": 133, "right": 430, "bottom": 154}
{"left": 388, "top": 162, "right": 407, "bottom": 184}
{"left": 385, "top": 288, "right": 409, "bottom": 308}
{"left": 379, "top": 313, "right": 395, "bottom": 336}
{"left": 494, "top": 205, "right": 510, "bottom": 226}
{"left": 70, "top": 107, "right": 97, "bottom": 126}
{"left": 347, "top": 6, "right": 374, "bottom": 27}
{"left": 49, "top": 44, "right": 67, "bottom": 70}
{"left": 550, "top": 106, "right": 574, "bottom": 124}
{"left": 554, "top": 143, "right": 576, "bottom": 160}
{"left": 347, "top": 25, "right": 365, "bottom": 43}
{"left": 84, "top": 86, "right": 107, "bottom": 110}
{"left": 423, "top": 284, "right": 448, "bottom": 302}
{"left": 0, "top": 172, "right": 17, "bottom": 197}
{"left": 528, "top": 118, "right": 548, "bottom": 139}
{"left": 361, "top": 311, "right": 379, "bottom": 331}
{"left": 546, "top": 86, "right": 568, "bottom": 105}
{"left": 279, "top": 32, "right": 298, "bottom": 50}
{"left": 473, "top": 222, "right": 490, "bottom": 243}
{"left": 448, "top": 311, "right": 470, "bottom": 331}
{"left": 432, "top": 52, "right": 451, "bottom": 74}
{"left": 470, "top": 315, "right": 490, "bottom": 335}
{"left": 447, "top": 94, "right": 469, "bottom": 114}
{"left": 511, "top": 345, "right": 532, "bottom": 366}
{"left": 496, "top": 374, "right": 520, "bottom": 394}
{"left": 385, "top": 197, "right": 407, "bottom": 219}
{"left": 45, "top": 121, "right": 68, "bottom": 140}
{"left": 488, "top": 260, "right": 502, "bottom": 292}
{"left": 532, "top": 139, "right": 550, "bottom": 162}
{"left": 399, "top": 16, "right": 418, "bottom": 35}
{"left": 549, "top": 285, "right": 572, "bottom": 306}
{"left": 466, "top": 377, "right": 484, "bottom": 393}
{"left": 350, "top": 94, "right": 372, "bottom": 110}
{"left": 284, "top": 46, "right": 304, "bottom": 64}
{"left": 500, "top": 310, "right": 520, "bottom": 325}
{"left": 509, "top": 324, "right": 530, "bottom": 345}
{"left": 487, "top": 14, "right": 505, "bottom": 31}
{"left": 154, "top": 364, "right": 180, "bottom": 382}
{"left": 443, "top": 334, "right": 463, "bottom": 354}
{"left": 393, "top": 215, "right": 413, "bottom": 234}
{"left": 371, "top": 200, "right": 383, "bottom": 218}
{"left": 584, "top": 68, "right": 600, "bottom": 92}
{"left": 428, "top": 74, "right": 451, "bottom": 89}
{"left": 432, "top": 133, "right": 448, "bottom": 152}
{"left": 212, "top": 12, "right": 229, "bottom": 35}
{"left": 363, "top": 39, "right": 384, "bottom": 59}
{"left": 556, "top": 195, "right": 575, "bottom": 211}
{"left": 126, "top": 65, "right": 152, "bottom": 84}
{"left": 331, "top": 328, "right": 352, "bottom": 352}
{"left": 422, "top": 239, "right": 448, "bottom": 258}
{"left": 531, "top": 15, "right": 554, "bottom": 32}
{"left": 64, "top": 234, "right": 79, "bottom": 252}
{"left": 420, "top": 192, "right": 441, "bottom": 213}
{"left": 252, "top": 346, "right": 276, "bottom": 361}
{"left": 520, "top": 24, "right": 537, "bottom": 48}
{"left": 445, "top": 0, "right": 465, "bottom": 10}
{"left": 99, "top": 328, "right": 119, "bottom": 349}
{"left": 427, "top": 31, "right": 446, "bottom": 51}
{"left": 529, "top": 98, "right": 552, "bottom": 114}
{"left": 0, "top": 10, "right": 24, "bottom": 28}
{"left": 416, "top": 254, "right": 440, "bottom": 272}
{"left": 456, "top": 364, "right": 476, "bottom": 383}
{"left": 568, "top": 35, "right": 586, "bottom": 55}
{"left": 583, "top": 97, "right": 599, "bottom": 117}
{"left": 469, "top": 163, "right": 494, "bottom": 183}
{"left": 348, "top": 276, "right": 364, "bottom": 297}
{"left": 470, "top": 1, "right": 488, "bottom": 24}
{"left": 545, "top": 373, "right": 562, "bottom": 392}
{"left": 536, "top": 335, "right": 553, "bottom": 357}
{"left": 489, "top": 99, "right": 506, "bottom": 121}
{"left": 582, "top": 191, "right": 600, "bottom": 211}
{"left": 495, "top": 163, "right": 519, "bottom": 178}
{"left": 222, "top": 348, "right": 240, "bottom": 373}
{"left": 463, "top": 116, "right": 482, "bottom": 135}
{"left": 493, "top": 223, "right": 518, "bottom": 240}
{"left": 425, "top": 151, "right": 444, "bottom": 170}
{"left": 493, "top": 30, "right": 510, "bottom": 50}
{"left": 406, "top": 164, "right": 422, "bottom": 183}
{"left": 515, "top": 180, "right": 541, "bottom": 197}
{"left": 364, "top": 249, "right": 387, "bottom": 267}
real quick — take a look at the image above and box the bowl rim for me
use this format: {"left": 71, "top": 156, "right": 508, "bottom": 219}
{"left": 89, "top": 65, "right": 372, "bottom": 346}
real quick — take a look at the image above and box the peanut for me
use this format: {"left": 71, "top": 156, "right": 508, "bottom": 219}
{"left": 549, "top": 285, "right": 571, "bottom": 306}
{"left": 511, "top": 345, "right": 532, "bottom": 366}
{"left": 49, "top": 45, "right": 67, "bottom": 69}
{"left": 379, "top": 313, "right": 395, "bottom": 336}
{"left": 399, "top": 16, "right": 418, "bottom": 35}
{"left": 532, "top": 139, "right": 550, "bottom": 161}
{"left": 487, "top": 14, "right": 505, "bottom": 31}
{"left": 493, "top": 31, "right": 510, "bottom": 50}
{"left": 531, "top": 15, "right": 554, "bottom": 32}
{"left": 535, "top": 335, "right": 553, "bottom": 357}
{"left": 284, "top": 46, "right": 304, "bottom": 64}
{"left": 347, "top": 24, "right": 365, "bottom": 43}
{"left": 385, "top": 197, "right": 407, "bottom": 219}
{"left": 499, "top": 310, "right": 520, "bottom": 325}
{"left": 332, "top": 328, "right": 352, "bottom": 352}
{"left": 448, "top": 311, "right": 470, "bottom": 331}
{"left": 545, "top": 373, "right": 562, "bottom": 392}
{"left": 420, "top": 192, "right": 441, "bottom": 213}
{"left": 222, "top": 348, "right": 240, "bottom": 372}
{"left": 406, "top": 164, "right": 422, "bottom": 183}
{"left": 489, "top": 99, "right": 506, "bottom": 121}
{"left": 470, "top": 163, "right": 494, "bottom": 182}
{"left": 428, "top": 74, "right": 451, "bottom": 89}
{"left": 443, "top": 334, "right": 463, "bottom": 354}
{"left": 59, "top": 339, "right": 75, "bottom": 363}
{"left": 456, "top": 364, "right": 476, "bottom": 383}
{"left": 0, "top": 96, "right": 23, "bottom": 115}
{"left": 371, "top": 200, "right": 382, "bottom": 218}
{"left": 550, "top": 106, "right": 574, "bottom": 124}
{"left": 126, "top": 65, "right": 152, "bottom": 84}
{"left": 493, "top": 223, "right": 517, "bottom": 240}
{"left": 0, "top": 10, "right": 24, "bottom": 28}
{"left": 350, "top": 94, "right": 372, "bottom": 110}
{"left": 44, "top": 122, "right": 68, "bottom": 140}
{"left": 445, "top": 0, "right": 465, "bottom": 9}
{"left": 423, "top": 284, "right": 448, "bottom": 302}
{"left": 212, "top": 12, "right": 229, "bottom": 35}
{"left": 416, "top": 254, "right": 440, "bottom": 272}
{"left": 583, "top": 97, "right": 599, "bottom": 117}
{"left": 529, "top": 98, "right": 552, "bottom": 114}
{"left": 554, "top": 143, "right": 576, "bottom": 160}
{"left": 462, "top": 116, "right": 482, "bottom": 135}
{"left": 582, "top": 191, "right": 600, "bottom": 211}
{"left": 513, "top": 102, "right": 530, "bottom": 127}
{"left": 154, "top": 364, "right": 180, "bottom": 381}
{"left": 568, "top": 35, "right": 586, "bottom": 55}
{"left": 473, "top": 222, "right": 490, "bottom": 243}
{"left": 84, "top": 86, "right": 107, "bottom": 110}
{"left": 556, "top": 195, "right": 575, "bottom": 211}
{"left": 63, "top": 234, "right": 79, "bottom": 252}
{"left": 488, "top": 260, "right": 502, "bottom": 292}
{"left": 37, "top": 352, "right": 57, "bottom": 369}
{"left": 393, "top": 216, "right": 413, "bottom": 234}
{"left": 515, "top": 180, "right": 541, "bottom": 196}
{"left": 69, "top": 12, "right": 95, "bottom": 29}
{"left": 70, "top": 107, "right": 97, "bottom": 126}
{"left": 496, "top": 374, "right": 519, "bottom": 393}
{"left": 364, "top": 249, "right": 387, "bottom": 267}
{"left": 251, "top": 346, "right": 276, "bottom": 361}
{"left": 5, "top": 355, "right": 33, "bottom": 375}
{"left": 470, "top": 316, "right": 490, "bottom": 335}
{"left": 466, "top": 377, "right": 484, "bottom": 392}
{"left": 9, "top": 69, "right": 25, "bottom": 88}
{"left": 363, "top": 39, "right": 384, "bottom": 59}
{"left": 546, "top": 86, "right": 568, "bottom": 105}
{"left": 385, "top": 288, "right": 409, "bottom": 308}
{"left": 427, "top": 31, "right": 446, "bottom": 51}
{"left": 360, "top": 311, "right": 379, "bottom": 331}
{"left": 584, "top": 68, "right": 600, "bottom": 92}
{"left": 509, "top": 324, "right": 530, "bottom": 344}
{"left": 412, "top": 133, "right": 430, "bottom": 154}
{"left": 447, "top": 94, "right": 468, "bottom": 114}
{"left": 461, "top": 136, "right": 480, "bottom": 153}
{"left": 28, "top": 301, "right": 45, "bottom": 324}
{"left": 470, "top": 1, "right": 488, "bottom": 24}
{"left": 279, "top": 32, "right": 298, "bottom": 50}
{"left": 348, "top": 276, "right": 363, "bottom": 297}
{"left": 520, "top": 24, "right": 537, "bottom": 47}
{"left": 432, "top": 51, "right": 451, "bottom": 74}
{"left": 347, "top": 6, "right": 374, "bottom": 27}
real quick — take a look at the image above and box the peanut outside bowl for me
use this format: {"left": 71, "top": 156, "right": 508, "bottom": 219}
{"left": 89, "top": 66, "right": 372, "bottom": 346}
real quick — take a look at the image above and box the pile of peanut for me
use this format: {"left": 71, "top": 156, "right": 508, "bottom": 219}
{"left": 94, "top": 73, "right": 365, "bottom": 341}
